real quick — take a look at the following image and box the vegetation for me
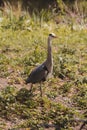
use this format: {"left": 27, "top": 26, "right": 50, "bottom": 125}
{"left": 0, "top": 0, "right": 87, "bottom": 130}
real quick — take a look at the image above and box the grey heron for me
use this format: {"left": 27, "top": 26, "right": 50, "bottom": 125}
{"left": 26, "top": 33, "right": 57, "bottom": 96}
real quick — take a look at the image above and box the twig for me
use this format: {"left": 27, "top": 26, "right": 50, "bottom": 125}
{"left": 72, "top": 118, "right": 87, "bottom": 123}
{"left": 37, "top": 118, "right": 87, "bottom": 129}
{"left": 79, "top": 122, "right": 86, "bottom": 130}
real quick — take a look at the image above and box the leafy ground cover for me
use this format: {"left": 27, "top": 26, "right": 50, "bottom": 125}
{"left": 0, "top": 16, "right": 87, "bottom": 130}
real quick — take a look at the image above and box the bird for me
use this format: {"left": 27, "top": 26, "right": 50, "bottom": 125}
{"left": 26, "top": 33, "right": 57, "bottom": 96}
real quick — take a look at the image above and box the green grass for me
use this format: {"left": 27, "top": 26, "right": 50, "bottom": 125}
{"left": 0, "top": 16, "right": 87, "bottom": 129}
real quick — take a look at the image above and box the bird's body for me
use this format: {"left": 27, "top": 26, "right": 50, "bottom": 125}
{"left": 26, "top": 61, "right": 49, "bottom": 84}
{"left": 26, "top": 33, "right": 56, "bottom": 95}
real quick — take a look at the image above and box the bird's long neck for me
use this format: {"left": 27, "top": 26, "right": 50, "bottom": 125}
{"left": 47, "top": 37, "right": 53, "bottom": 65}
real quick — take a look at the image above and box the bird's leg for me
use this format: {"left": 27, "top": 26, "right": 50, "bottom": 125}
{"left": 39, "top": 82, "right": 44, "bottom": 108}
{"left": 30, "top": 83, "right": 33, "bottom": 92}
{"left": 39, "top": 82, "right": 42, "bottom": 97}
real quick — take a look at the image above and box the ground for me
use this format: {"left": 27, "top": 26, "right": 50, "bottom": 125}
{"left": 0, "top": 17, "right": 87, "bottom": 130}
{"left": 0, "top": 78, "right": 87, "bottom": 130}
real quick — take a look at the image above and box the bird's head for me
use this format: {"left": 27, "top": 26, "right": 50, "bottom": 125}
{"left": 49, "top": 33, "right": 57, "bottom": 40}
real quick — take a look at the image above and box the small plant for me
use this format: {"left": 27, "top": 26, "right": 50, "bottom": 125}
{"left": 0, "top": 6, "right": 87, "bottom": 129}
{"left": 59, "top": 81, "right": 73, "bottom": 95}
{"left": 73, "top": 84, "right": 87, "bottom": 109}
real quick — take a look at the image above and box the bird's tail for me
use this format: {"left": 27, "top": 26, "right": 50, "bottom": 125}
{"left": 25, "top": 77, "right": 30, "bottom": 84}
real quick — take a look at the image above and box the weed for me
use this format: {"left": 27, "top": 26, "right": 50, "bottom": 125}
{"left": 0, "top": 10, "right": 87, "bottom": 129}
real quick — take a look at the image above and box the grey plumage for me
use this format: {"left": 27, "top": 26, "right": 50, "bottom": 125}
{"left": 26, "top": 33, "right": 56, "bottom": 84}
{"left": 26, "top": 62, "right": 48, "bottom": 84}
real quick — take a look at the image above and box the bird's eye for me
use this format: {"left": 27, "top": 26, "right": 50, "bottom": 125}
{"left": 49, "top": 34, "right": 52, "bottom": 36}
{"left": 49, "top": 33, "right": 56, "bottom": 37}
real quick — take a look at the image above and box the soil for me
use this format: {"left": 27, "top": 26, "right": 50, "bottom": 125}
{"left": 0, "top": 78, "right": 87, "bottom": 130}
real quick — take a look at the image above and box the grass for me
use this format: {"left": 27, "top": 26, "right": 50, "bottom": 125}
{"left": 0, "top": 14, "right": 87, "bottom": 130}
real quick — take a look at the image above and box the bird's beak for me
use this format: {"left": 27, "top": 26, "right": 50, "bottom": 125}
{"left": 54, "top": 36, "right": 57, "bottom": 38}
